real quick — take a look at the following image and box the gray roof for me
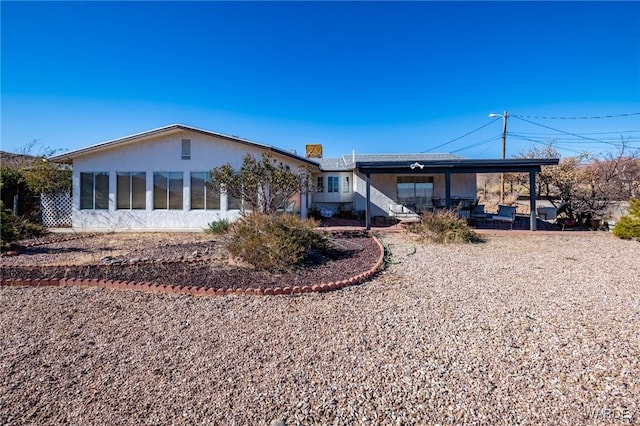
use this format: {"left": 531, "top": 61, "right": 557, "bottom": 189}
{"left": 312, "top": 153, "right": 463, "bottom": 171}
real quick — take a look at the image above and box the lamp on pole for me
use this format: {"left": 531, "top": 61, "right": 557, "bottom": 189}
{"left": 489, "top": 111, "right": 508, "bottom": 203}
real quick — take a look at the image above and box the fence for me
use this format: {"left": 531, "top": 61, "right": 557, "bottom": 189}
{"left": 40, "top": 192, "right": 72, "bottom": 227}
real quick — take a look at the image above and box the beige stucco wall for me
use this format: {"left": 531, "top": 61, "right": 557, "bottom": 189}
{"left": 353, "top": 171, "right": 477, "bottom": 216}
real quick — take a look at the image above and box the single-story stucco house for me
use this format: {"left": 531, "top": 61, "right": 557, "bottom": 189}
{"left": 49, "top": 124, "right": 558, "bottom": 231}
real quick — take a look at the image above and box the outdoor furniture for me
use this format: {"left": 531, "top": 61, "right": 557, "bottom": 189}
{"left": 470, "top": 204, "right": 490, "bottom": 221}
{"left": 389, "top": 203, "right": 421, "bottom": 223}
{"left": 492, "top": 205, "right": 517, "bottom": 229}
{"left": 536, "top": 206, "right": 557, "bottom": 221}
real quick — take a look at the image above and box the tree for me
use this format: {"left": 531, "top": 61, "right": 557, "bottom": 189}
{"left": 517, "top": 140, "right": 640, "bottom": 222}
{"left": 22, "top": 159, "right": 72, "bottom": 195}
{"left": 1, "top": 141, "right": 71, "bottom": 222}
{"left": 209, "top": 153, "right": 312, "bottom": 215}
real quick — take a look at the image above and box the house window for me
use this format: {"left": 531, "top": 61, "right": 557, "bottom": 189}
{"left": 181, "top": 139, "right": 191, "bottom": 160}
{"left": 153, "top": 172, "right": 183, "bottom": 209}
{"left": 397, "top": 176, "right": 434, "bottom": 211}
{"left": 327, "top": 176, "right": 339, "bottom": 193}
{"left": 316, "top": 176, "right": 324, "bottom": 193}
{"left": 227, "top": 191, "right": 243, "bottom": 210}
{"left": 80, "top": 172, "right": 109, "bottom": 210}
{"left": 117, "top": 172, "right": 146, "bottom": 209}
{"left": 342, "top": 176, "right": 350, "bottom": 193}
{"left": 190, "top": 172, "right": 220, "bottom": 210}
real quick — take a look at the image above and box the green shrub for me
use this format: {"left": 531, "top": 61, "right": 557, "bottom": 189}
{"left": 407, "top": 210, "right": 483, "bottom": 243}
{"left": 228, "top": 213, "right": 327, "bottom": 272}
{"left": 1, "top": 201, "right": 18, "bottom": 249}
{"left": 1, "top": 200, "right": 50, "bottom": 250}
{"left": 613, "top": 198, "right": 640, "bottom": 240}
{"left": 206, "top": 218, "right": 230, "bottom": 234}
{"left": 13, "top": 216, "right": 49, "bottom": 240}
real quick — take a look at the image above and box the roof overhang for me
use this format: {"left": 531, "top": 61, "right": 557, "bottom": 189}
{"left": 355, "top": 158, "right": 560, "bottom": 174}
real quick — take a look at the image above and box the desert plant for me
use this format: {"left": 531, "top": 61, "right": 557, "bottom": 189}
{"left": 1, "top": 200, "right": 50, "bottom": 250}
{"left": 613, "top": 198, "right": 640, "bottom": 240}
{"left": 227, "top": 212, "right": 327, "bottom": 272}
{"left": 13, "top": 216, "right": 49, "bottom": 240}
{"left": 209, "top": 153, "right": 312, "bottom": 215}
{"left": 1, "top": 201, "right": 18, "bottom": 249}
{"left": 206, "top": 218, "right": 230, "bottom": 234}
{"left": 407, "top": 210, "right": 483, "bottom": 244}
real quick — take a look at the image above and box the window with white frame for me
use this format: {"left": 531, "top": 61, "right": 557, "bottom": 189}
{"left": 181, "top": 139, "right": 191, "bottom": 160}
{"left": 190, "top": 172, "right": 220, "bottom": 210}
{"left": 316, "top": 176, "right": 324, "bottom": 192}
{"left": 327, "top": 176, "right": 339, "bottom": 193}
{"left": 80, "top": 172, "right": 109, "bottom": 210}
{"left": 227, "top": 191, "right": 243, "bottom": 210}
{"left": 153, "top": 172, "right": 183, "bottom": 209}
{"left": 342, "top": 176, "right": 350, "bottom": 193}
{"left": 117, "top": 172, "right": 146, "bottom": 209}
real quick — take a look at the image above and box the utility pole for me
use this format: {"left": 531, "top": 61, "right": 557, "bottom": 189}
{"left": 490, "top": 111, "right": 509, "bottom": 203}
{"left": 500, "top": 111, "right": 508, "bottom": 204}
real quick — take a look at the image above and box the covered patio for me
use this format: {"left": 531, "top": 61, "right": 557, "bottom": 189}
{"left": 356, "top": 158, "right": 559, "bottom": 231}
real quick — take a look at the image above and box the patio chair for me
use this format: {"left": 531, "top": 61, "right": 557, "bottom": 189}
{"left": 470, "top": 204, "right": 489, "bottom": 220}
{"left": 492, "top": 205, "right": 517, "bottom": 229}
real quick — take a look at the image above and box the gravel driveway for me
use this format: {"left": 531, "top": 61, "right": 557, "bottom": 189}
{"left": 1, "top": 232, "right": 638, "bottom": 425}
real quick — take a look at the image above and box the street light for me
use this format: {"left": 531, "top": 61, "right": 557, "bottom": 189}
{"left": 489, "top": 111, "right": 508, "bottom": 203}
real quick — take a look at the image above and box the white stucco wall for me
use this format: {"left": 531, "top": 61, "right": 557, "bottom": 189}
{"left": 312, "top": 172, "right": 354, "bottom": 213}
{"left": 70, "top": 130, "right": 314, "bottom": 231}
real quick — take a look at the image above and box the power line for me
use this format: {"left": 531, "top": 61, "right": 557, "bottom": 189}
{"left": 508, "top": 132, "right": 640, "bottom": 145}
{"left": 422, "top": 118, "right": 500, "bottom": 153}
{"left": 450, "top": 136, "right": 502, "bottom": 154}
{"left": 507, "top": 129, "right": 640, "bottom": 136}
{"left": 511, "top": 115, "right": 619, "bottom": 147}
{"left": 514, "top": 112, "right": 640, "bottom": 120}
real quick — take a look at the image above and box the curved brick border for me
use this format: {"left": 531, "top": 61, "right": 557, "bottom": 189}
{"left": 0, "top": 235, "right": 386, "bottom": 297}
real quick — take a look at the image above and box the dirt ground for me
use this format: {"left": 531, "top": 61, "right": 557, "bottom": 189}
{"left": 1, "top": 231, "right": 381, "bottom": 290}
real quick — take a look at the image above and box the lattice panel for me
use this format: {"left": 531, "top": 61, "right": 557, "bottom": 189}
{"left": 41, "top": 192, "right": 72, "bottom": 227}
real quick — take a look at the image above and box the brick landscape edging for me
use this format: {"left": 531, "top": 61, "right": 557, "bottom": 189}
{"left": 0, "top": 235, "right": 386, "bottom": 296}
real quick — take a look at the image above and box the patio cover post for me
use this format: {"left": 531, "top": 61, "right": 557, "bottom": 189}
{"left": 529, "top": 170, "right": 537, "bottom": 231}
{"left": 445, "top": 170, "right": 451, "bottom": 209}
{"left": 365, "top": 172, "right": 371, "bottom": 230}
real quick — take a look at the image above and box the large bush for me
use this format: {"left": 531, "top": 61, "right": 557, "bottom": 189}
{"left": 227, "top": 213, "right": 327, "bottom": 272}
{"left": 1, "top": 200, "right": 49, "bottom": 251}
{"left": 613, "top": 198, "right": 640, "bottom": 240}
{"left": 0, "top": 166, "right": 39, "bottom": 220}
{"left": 407, "top": 210, "right": 483, "bottom": 243}
{"left": 1, "top": 201, "right": 18, "bottom": 249}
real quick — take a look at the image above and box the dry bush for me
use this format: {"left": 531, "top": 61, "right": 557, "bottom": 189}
{"left": 407, "top": 210, "right": 483, "bottom": 244}
{"left": 227, "top": 213, "right": 328, "bottom": 272}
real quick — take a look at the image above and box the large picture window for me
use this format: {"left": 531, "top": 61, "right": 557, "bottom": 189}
{"left": 117, "top": 172, "right": 146, "bottom": 209}
{"left": 190, "top": 172, "right": 220, "bottom": 210}
{"left": 153, "top": 172, "right": 183, "bottom": 210}
{"left": 80, "top": 172, "right": 109, "bottom": 210}
{"left": 397, "top": 176, "right": 434, "bottom": 211}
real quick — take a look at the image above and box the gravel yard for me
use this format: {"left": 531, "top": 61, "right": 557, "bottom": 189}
{"left": 1, "top": 231, "right": 639, "bottom": 425}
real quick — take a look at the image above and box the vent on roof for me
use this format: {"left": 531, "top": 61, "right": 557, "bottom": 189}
{"left": 181, "top": 139, "right": 191, "bottom": 160}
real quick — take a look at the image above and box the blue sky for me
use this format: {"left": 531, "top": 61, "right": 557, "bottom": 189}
{"left": 2, "top": 1, "right": 639, "bottom": 160}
